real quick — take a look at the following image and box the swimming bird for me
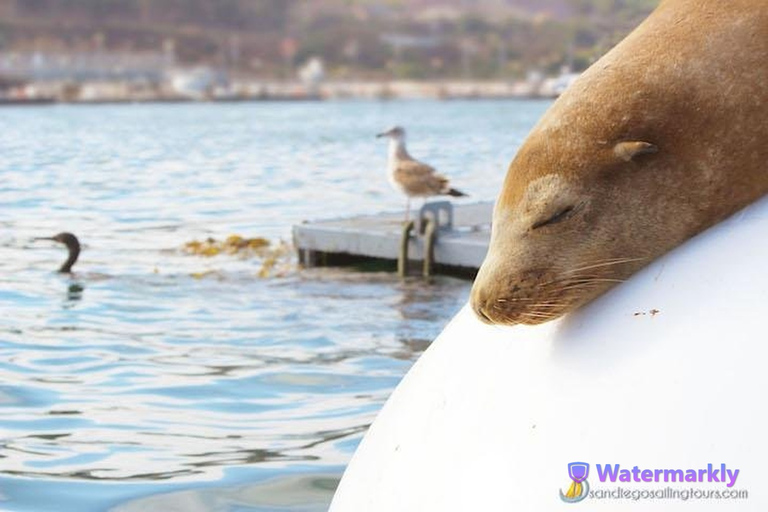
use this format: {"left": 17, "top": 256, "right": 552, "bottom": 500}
{"left": 36, "top": 232, "right": 80, "bottom": 273}
{"left": 377, "top": 126, "right": 467, "bottom": 222}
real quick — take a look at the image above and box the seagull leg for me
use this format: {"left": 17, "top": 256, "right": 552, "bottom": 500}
{"left": 405, "top": 197, "right": 411, "bottom": 223}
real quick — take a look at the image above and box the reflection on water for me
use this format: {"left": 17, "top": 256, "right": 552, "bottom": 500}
{"left": 66, "top": 283, "right": 85, "bottom": 304}
{"left": 0, "top": 100, "right": 548, "bottom": 511}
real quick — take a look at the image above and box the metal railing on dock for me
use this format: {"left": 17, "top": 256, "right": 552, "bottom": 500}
{"left": 293, "top": 201, "right": 493, "bottom": 279}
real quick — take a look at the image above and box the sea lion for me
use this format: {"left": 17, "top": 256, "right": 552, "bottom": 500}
{"left": 471, "top": 0, "right": 768, "bottom": 326}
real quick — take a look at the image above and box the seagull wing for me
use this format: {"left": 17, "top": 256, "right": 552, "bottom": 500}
{"left": 393, "top": 159, "right": 450, "bottom": 196}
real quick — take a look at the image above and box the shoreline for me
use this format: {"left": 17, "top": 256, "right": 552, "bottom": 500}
{"left": 0, "top": 93, "right": 552, "bottom": 106}
{"left": 0, "top": 78, "right": 568, "bottom": 106}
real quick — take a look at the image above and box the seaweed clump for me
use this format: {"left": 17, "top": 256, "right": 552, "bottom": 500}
{"left": 183, "top": 235, "right": 293, "bottom": 278}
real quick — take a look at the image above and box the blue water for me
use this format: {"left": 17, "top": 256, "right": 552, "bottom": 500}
{"left": 0, "top": 100, "right": 550, "bottom": 511}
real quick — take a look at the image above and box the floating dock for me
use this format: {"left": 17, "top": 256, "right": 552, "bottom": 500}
{"left": 293, "top": 201, "right": 493, "bottom": 278}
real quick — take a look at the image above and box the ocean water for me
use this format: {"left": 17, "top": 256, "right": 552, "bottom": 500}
{"left": 0, "top": 99, "right": 550, "bottom": 511}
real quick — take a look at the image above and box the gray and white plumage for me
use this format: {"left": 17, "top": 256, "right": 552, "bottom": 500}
{"left": 376, "top": 126, "right": 466, "bottom": 220}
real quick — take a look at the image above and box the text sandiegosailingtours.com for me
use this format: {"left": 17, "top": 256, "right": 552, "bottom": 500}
{"left": 588, "top": 486, "right": 748, "bottom": 501}
{"left": 559, "top": 463, "right": 749, "bottom": 503}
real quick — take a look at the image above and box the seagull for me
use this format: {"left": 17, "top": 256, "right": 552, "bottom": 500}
{"left": 35, "top": 232, "right": 80, "bottom": 273}
{"left": 377, "top": 126, "right": 467, "bottom": 222}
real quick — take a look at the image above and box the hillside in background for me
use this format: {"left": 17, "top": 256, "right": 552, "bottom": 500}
{"left": 0, "top": 0, "right": 659, "bottom": 79}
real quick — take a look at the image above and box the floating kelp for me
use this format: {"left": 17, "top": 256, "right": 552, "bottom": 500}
{"left": 183, "top": 235, "right": 294, "bottom": 278}
{"left": 257, "top": 241, "right": 292, "bottom": 278}
{"left": 184, "top": 235, "right": 271, "bottom": 257}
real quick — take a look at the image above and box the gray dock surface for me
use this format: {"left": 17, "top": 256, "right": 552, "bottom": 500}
{"left": 293, "top": 202, "right": 493, "bottom": 276}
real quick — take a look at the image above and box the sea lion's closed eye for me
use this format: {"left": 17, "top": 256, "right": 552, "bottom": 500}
{"left": 531, "top": 206, "right": 575, "bottom": 230}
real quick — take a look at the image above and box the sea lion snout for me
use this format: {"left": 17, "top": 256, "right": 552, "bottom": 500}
{"left": 470, "top": 170, "right": 599, "bottom": 326}
{"left": 471, "top": 262, "right": 565, "bottom": 326}
{"left": 471, "top": 286, "right": 524, "bottom": 326}
{"left": 470, "top": 273, "right": 508, "bottom": 325}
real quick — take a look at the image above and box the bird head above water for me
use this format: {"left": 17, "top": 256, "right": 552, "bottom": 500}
{"left": 36, "top": 232, "right": 81, "bottom": 273}
{"left": 376, "top": 126, "right": 405, "bottom": 141}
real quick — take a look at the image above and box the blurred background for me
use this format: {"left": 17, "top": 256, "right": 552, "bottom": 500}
{"left": 0, "top": 0, "right": 657, "bottom": 102}
{"left": 1, "top": 2, "right": 658, "bottom": 511}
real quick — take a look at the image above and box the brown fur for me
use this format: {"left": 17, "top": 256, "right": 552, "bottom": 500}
{"left": 471, "top": 0, "right": 768, "bottom": 326}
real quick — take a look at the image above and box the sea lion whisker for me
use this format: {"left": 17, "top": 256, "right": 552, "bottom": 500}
{"left": 517, "top": 314, "right": 543, "bottom": 321}
{"left": 524, "top": 313, "right": 556, "bottom": 321}
{"left": 538, "top": 276, "right": 573, "bottom": 287}
{"left": 553, "top": 274, "right": 609, "bottom": 283}
{"left": 554, "top": 273, "right": 629, "bottom": 285}
{"left": 562, "top": 257, "right": 646, "bottom": 275}
{"left": 556, "top": 283, "right": 601, "bottom": 293}
{"left": 561, "top": 260, "right": 642, "bottom": 276}
{"left": 540, "top": 275, "right": 604, "bottom": 288}
{"left": 539, "top": 271, "right": 621, "bottom": 287}
{"left": 521, "top": 309, "right": 555, "bottom": 317}
{"left": 559, "top": 282, "right": 605, "bottom": 290}
{"left": 565, "top": 257, "right": 634, "bottom": 268}
{"left": 570, "top": 278, "right": 627, "bottom": 284}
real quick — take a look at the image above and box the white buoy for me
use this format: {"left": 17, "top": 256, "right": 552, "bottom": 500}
{"left": 331, "top": 196, "right": 768, "bottom": 511}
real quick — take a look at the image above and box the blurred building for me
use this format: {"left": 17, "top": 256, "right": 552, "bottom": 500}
{"left": 0, "top": 50, "right": 173, "bottom": 83}
{"left": 0, "top": 0, "right": 658, "bottom": 102}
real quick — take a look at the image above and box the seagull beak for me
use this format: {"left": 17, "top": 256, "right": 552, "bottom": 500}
{"left": 34, "top": 237, "right": 56, "bottom": 242}
{"left": 376, "top": 131, "right": 389, "bottom": 139}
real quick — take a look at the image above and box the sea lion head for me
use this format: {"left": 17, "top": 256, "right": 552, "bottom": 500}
{"left": 470, "top": 0, "right": 768, "bottom": 326}
{"left": 471, "top": 130, "right": 665, "bottom": 326}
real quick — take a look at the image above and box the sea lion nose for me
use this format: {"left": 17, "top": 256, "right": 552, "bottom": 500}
{"left": 474, "top": 303, "right": 492, "bottom": 324}
{"left": 470, "top": 283, "right": 495, "bottom": 324}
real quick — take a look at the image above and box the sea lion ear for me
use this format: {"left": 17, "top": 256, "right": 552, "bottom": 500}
{"left": 613, "top": 141, "right": 658, "bottom": 162}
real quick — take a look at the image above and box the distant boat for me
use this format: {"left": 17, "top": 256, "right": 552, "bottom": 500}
{"left": 539, "top": 71, "right": 581, "bottom": 98}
